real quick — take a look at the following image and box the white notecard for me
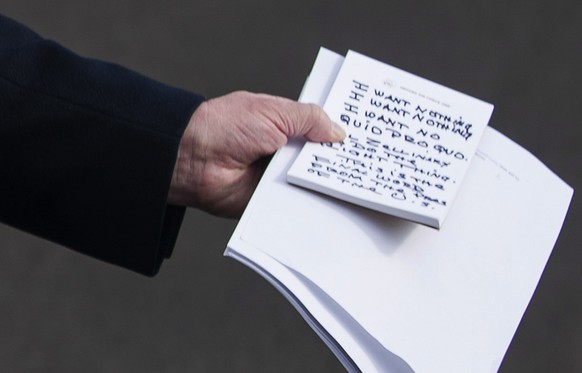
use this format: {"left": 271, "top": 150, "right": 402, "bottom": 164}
{"left": 288, "top": 50, "right": 494, "bottom": 228}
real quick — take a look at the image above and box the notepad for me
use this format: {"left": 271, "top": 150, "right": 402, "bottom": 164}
{"left": 287, "top": 50, "right": 494, "bottom": 228}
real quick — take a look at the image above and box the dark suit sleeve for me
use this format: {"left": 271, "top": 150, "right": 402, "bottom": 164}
{"left": 0, "top": 14, "right": 204, "bottom": 276}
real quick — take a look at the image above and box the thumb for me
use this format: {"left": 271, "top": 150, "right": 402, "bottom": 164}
{"left": 287, "top": 102, "right": 346, "bottom": 142}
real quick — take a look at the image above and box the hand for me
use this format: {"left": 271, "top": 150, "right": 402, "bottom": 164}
{"left": 168, "top": 91, "right": 346, "bottom": 217}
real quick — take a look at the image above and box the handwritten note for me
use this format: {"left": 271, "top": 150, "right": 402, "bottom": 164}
{"left": 287, "top": 51, "right": 494, "bottom": 228}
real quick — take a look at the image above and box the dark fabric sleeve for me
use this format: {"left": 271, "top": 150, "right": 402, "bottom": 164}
{"left": 0, "top": 14, "right": 205, "bottom": 276}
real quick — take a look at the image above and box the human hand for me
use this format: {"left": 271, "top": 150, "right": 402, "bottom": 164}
{"left": 168, "top": 91, "right": 346, "bottom": 217}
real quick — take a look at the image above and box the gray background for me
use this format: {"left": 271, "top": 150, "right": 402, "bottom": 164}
{"left": 0, "top": 0, "right": 580, "bottom": 372}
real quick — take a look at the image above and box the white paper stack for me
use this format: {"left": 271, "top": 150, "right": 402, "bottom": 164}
{"left": 225, "top": 48, "right": 573, "bottom": 372}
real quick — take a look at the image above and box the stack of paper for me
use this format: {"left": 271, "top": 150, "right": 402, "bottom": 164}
{"left": 225, "top": 48, "right": 573, "bottom": 372}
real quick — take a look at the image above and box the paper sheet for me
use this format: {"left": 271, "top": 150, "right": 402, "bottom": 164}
{"left": 227, "top": 48, "right": 573, "bottom": 372}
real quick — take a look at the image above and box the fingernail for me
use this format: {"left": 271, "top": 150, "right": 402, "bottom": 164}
{"left": 332, "top": 122, "right": 347, "bottom": 140}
